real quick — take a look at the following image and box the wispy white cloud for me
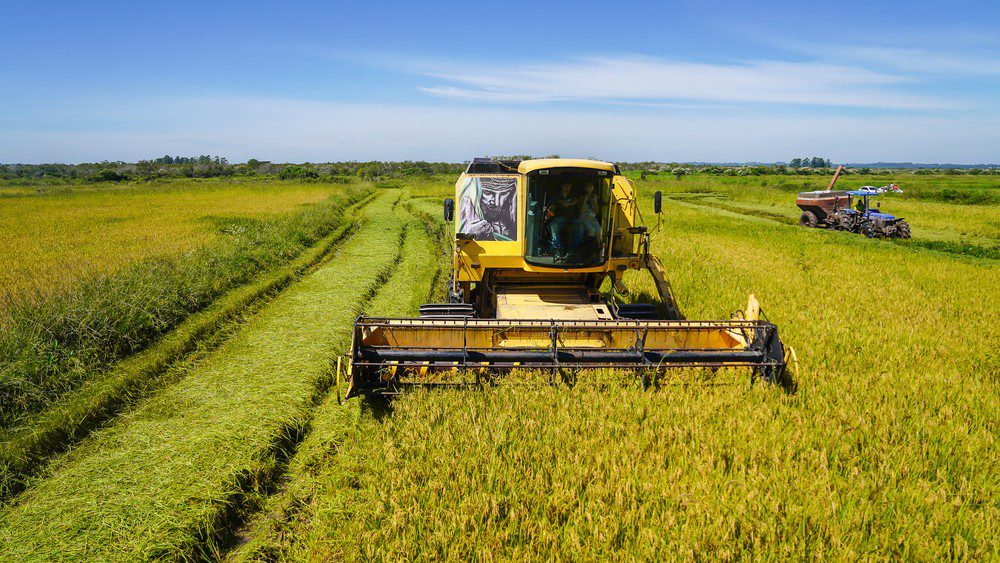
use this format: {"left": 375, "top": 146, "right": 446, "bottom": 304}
{"left": 752, "top": 33, "right": 1000, "bottom": 77}
{"left": 826, "top": 46, "right": 1000, "bottom": 75}
{"left": 414, "top": 55, "right": 953, "bottom": 109}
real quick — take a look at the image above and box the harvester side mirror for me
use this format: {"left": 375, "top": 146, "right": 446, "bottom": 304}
{"left": 654, "top": 191, "right": 662, "bottom": 214}
{"left": 444, "top": 198, "right": 454, "bottom": 222}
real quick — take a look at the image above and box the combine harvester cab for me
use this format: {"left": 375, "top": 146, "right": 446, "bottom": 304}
{"left": 344, "top": 158, "right": 796, "bottom": 397}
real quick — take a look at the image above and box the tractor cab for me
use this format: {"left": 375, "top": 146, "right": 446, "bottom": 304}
{"left": 846, "top": 190, "right": 893, "bottom": 220}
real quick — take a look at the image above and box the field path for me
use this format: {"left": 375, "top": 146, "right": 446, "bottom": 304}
{"left": 0, "top": 189, "right": 421, "bottom": 559}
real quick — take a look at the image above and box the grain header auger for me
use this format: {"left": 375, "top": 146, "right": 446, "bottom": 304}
{"left": 342, "top": 158, "right": 797, "bottom": 398}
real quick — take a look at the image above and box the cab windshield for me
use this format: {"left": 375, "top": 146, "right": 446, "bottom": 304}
{"left": 525, "top": 169, "right": 612, "bottom": 268}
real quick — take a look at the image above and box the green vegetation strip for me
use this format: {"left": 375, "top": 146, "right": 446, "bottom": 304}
{"left": 0, "top": 190, "right": 408, "bottom": 560}
{"left": 404, "top": 198, "right": 454, "bottom": 302}
{"left": 0, "top": 194, "right": 375, "bottom": 500}
{"left": 231, "top": 198, "right": 443, "bottom": 561}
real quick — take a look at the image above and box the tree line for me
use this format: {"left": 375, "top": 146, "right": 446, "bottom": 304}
{"left": 3, "top": 157, "right": 997, "bottom": 183}
{"left": 0, "top": 158, "right": 466, "bottom": 183}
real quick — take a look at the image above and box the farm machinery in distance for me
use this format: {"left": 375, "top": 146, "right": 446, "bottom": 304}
{"left": 795, "top": 166, "right": 911, "bottom": 239}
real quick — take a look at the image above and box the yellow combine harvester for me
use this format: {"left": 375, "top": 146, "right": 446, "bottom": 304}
{"left": 344, "top": 158, "right": 795, "bottom": 397}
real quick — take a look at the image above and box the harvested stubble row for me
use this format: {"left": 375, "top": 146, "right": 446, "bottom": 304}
{"left": 0, "top": 190, "right": 410, "bottom": 560}
{"left": 231, "top": 194, "right": 445, "bottom": 561}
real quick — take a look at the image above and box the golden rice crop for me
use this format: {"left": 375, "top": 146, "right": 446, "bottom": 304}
{"left": 1, "top": 172, "right": 995, "bottom": 560}
{"left": 233, "top": 177, "right": 998, "bottom": 560}
{"left": 0, "top": 178, "right": 352, "bottom": 300}
{"left": 0, "top": 181, "right": 369, "bottom": 430}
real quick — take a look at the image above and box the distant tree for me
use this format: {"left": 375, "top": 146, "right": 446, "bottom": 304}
{"left": 279, "top": 165, "right": 319, "bottom": 180}
{"left": 94, "top": 169, "right": 128, "bottom": 182}
{"left": 789, "top": 158, "right": 802, "bottom": 167}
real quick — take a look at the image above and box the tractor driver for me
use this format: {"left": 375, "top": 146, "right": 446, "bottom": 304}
{"left": 547, "top": 181, "right": 583, "bottom": 260}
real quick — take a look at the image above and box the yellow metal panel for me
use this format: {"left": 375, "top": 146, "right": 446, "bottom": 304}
{"left": 361, "top": 319, "right": 749, "bottom": 352}
{"left": 518, "top": 159, "right": 616, "bottom": 173}
{"left": 495, "top": 285, "right": 613, "bottom": 320}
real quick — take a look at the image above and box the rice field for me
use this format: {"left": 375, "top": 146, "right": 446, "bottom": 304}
{"left": 0, "top": 190, "right": 423, "bottom": 559}
{"left": 0, "top": 172, "right": 996, "bottom": 560}
{"left": 230, "top": 175, "right": 998, "bottom": 560}
{"left": 0, "top": 178, "right": 352, "bottom": 300}
{"left": 638, "top": 172, "right": 1000, "bottom": 254}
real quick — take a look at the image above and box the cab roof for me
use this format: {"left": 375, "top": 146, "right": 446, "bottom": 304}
{"left": 462, "top": 157, "right": 618, "bottom": 175}
{"left": 518, "top": 158, "right": 617, "bottom": 174}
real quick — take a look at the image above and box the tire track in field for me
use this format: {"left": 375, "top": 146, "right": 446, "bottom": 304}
{"left": 0, "top": 194, "right": 375, "bottom": 503}
{"left": 0, "top": 190, "right": 410, "bottom": 560}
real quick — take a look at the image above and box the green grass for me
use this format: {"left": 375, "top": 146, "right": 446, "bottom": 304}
{"left": 639, "top": 172, "right": 1000, "bottom": 252}
{"left": 0, "top": 190, "right": 414, "bottom": 560}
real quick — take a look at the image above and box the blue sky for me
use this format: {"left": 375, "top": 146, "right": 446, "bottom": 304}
{"left": 2, "top": 0, "right": 998, "bottom": 163}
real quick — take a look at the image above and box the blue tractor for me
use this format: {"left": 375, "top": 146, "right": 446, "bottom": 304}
{"left": 835, "top": 190, "right": 911, "bottom": 239}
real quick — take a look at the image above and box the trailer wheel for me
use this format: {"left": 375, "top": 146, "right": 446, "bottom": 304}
{"left": 798, "top": 211, "right": 818, "bottom": 228}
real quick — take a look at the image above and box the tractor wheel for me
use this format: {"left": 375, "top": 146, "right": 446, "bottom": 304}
{"left": 897, "top": 221, "right": 911, "bottom": 239}
{"left": 862, "top": 224, "right": 877, "bottom": 238}
{"left": 837, "top": 214, "right": 854, "bottom": 232}
{"left": 798, "top": 211, "right": 818, "bottom": 228}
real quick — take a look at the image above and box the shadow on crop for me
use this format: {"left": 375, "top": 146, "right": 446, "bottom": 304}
{"left": 360, "top": 394, "right": 394, "bottom": 421}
